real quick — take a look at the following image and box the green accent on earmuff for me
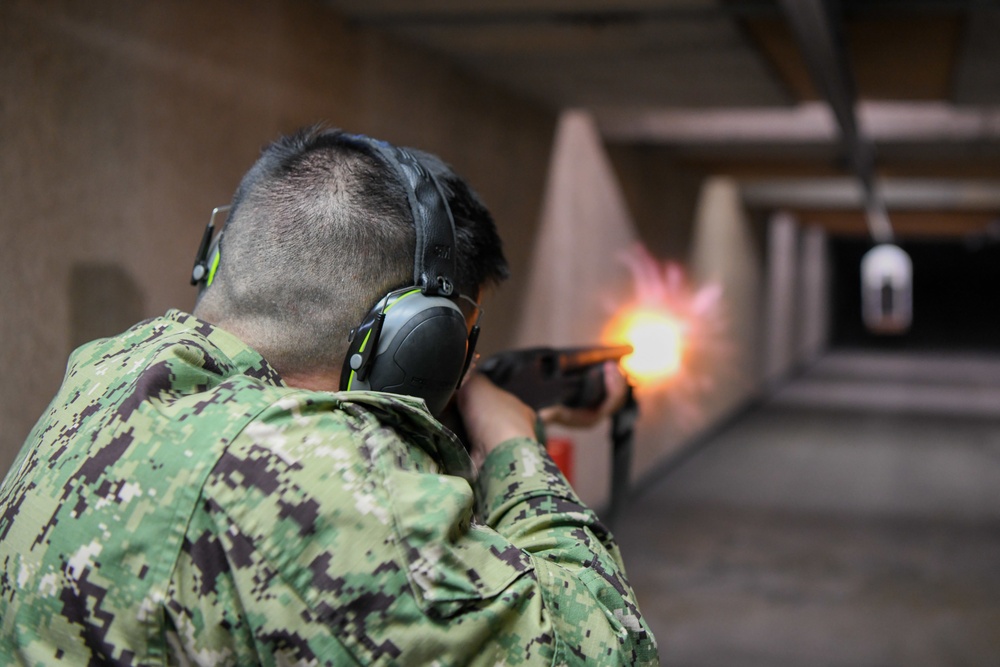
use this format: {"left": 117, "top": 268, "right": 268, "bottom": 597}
{"left": 387, "top": 289, "right": 422, "bottom": 306}
{"left": 345, "top": 289, "right": 422, "bottom": 391}
{"left": 346, "top": 329, "right": 373, "bottom": 391}
{"left": 205, "top": 250, "right": 222, "bottom": 287}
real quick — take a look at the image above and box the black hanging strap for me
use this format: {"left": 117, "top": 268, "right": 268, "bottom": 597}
{"left": 606, "top": 384, "right": 638, "bottom": 530}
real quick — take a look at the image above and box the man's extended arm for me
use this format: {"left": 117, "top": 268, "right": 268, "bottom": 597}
{"left": 460, "top": 373, "right": 658, "bottom": 664}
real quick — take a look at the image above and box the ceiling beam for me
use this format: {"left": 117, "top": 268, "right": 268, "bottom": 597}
{"left": 596, "top": 102, "right": 1000, "bottom": 145}
{"left": 742, "top": 178, "right": 1000, "bottom": 210}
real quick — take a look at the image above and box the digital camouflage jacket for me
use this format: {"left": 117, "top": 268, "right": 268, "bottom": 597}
{"left": 0, "top": 310, "right": 658, "bottom": 666}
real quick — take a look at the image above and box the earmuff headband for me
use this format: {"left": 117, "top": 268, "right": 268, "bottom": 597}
{"left": 345, "top": 136, "right": 459, "bottom": 297}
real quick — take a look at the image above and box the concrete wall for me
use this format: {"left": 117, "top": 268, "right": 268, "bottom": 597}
{"left": 509, "top": 110, "right": 642, "bottom": 509}
{"left": 797, "top": 224, "right": 831, "bottom": 364}
{"left": 514, "top": 118, "right": 771, "bottom": 508}
{"left": 629, "top": 171, "right": 767, "bottom": 498}
{"left": 761, "top": 211, "right": 833, "bottom": 385}
{"left": 764, "top": 211, "right": 802, "bottom": 384}
{"left": 603, "top": 151, "right": 769, "bottom": 495}
{"left": 658, "top": 177, "right": 765, "bottom": 462}
{"left": 0, "top": 0, "right": 555, "bottom": 475}
{"left": 606, "top": 144, "right": 707, "bottom": 264}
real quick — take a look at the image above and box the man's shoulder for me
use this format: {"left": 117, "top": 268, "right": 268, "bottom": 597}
{"left": 221, "top": 389, "right": 443, "bottom": 458}
{"left": 228, "top": 389, "right": 473, "bottom": 480}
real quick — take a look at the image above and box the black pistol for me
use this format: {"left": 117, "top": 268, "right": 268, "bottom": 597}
{"left": 477, "top": 345, "right": 633, "bottom": 410}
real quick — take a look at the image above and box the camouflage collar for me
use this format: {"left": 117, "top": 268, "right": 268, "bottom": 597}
{"left": 333, "top": 390, "right": 475, "bottom": 482}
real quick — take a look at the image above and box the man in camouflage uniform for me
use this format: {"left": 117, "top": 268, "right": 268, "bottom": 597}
{"left": 0, "top": 128, "right": 659, "bottom": 665}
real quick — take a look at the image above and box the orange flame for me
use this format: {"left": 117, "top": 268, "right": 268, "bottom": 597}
{"left": 604, "top": 308, "right": 685, "bottom": 386}
{"left": 601, "top": 245, "right": 730, "bottom": 424}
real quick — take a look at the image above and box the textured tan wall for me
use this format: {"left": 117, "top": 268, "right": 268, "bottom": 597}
{"left": 511, "top": 113, "right": 770, "bottom": 509}
{"left": 511, "top": 111, "right": 641, "bottom": 508}
{"left": 606, "top": 144, "right": 707, "bottom": 264}
{"left": 688, "top": 177, "right": 765, "bottom": 415}
{"left": 0, "top": 0, "right": 555, "bottom": 475}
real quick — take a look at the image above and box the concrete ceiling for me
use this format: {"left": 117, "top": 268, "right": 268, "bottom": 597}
{"left": 324, "top": 0, "right": 1000, "bottom": 238}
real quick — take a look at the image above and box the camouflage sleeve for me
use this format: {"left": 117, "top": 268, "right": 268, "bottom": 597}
{"left": 476, "top": 436, "right": 660, "bottom": 665}
{"left": 165, "top": 394, "right": 657, "bottom": 666}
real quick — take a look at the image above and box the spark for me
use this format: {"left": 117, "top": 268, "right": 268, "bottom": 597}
{"left": 605, "top": 308, "right": 684, "bottom": 384}
{"left": 602, "top": 244, "right": 730, "bottom": 427}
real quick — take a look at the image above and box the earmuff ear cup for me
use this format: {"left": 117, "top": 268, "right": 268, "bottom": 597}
{"left": 368, "top": 303, "right": 469, "bottom": 416}
{"left": 342, "top": 292, "right": 471, "bottom": 416}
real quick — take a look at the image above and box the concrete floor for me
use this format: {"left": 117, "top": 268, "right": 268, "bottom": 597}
{"left": 615, "top": 351, "right": 1000, "bottom": 667}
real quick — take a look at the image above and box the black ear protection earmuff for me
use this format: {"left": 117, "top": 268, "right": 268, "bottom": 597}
{"left": 190, "top": 204, "right": 231, "bottom": 287}
{"left": 337, "top": 137, "right": 481, "bottom": 415}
